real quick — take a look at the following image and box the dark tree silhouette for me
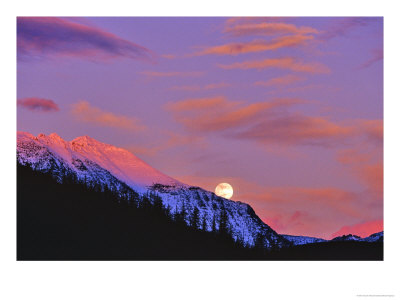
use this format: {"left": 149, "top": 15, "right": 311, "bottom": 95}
{"left": 202, "top": 215, "right": 208, "bottom": 231}
{"left": 190, "top": 207, "right": 200, "bottom": 229}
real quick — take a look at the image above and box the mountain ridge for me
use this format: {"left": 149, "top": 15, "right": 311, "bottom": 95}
{"left": 17, "top": 131, "right": 289, "bottom": 248}
{"left": 17, "top": 131, "right": 383, "bottom": 248}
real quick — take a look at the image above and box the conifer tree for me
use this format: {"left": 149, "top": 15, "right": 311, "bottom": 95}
{"left": 211, "top": 214, "right": 217, "bottom": 233}
{"left": 190, "top": 207, "right": 200, "bottom": 229}
{"left": 202, "top": 215, "right": 208, "bottom": 231}
{"left": 219, "top": 208, "right": 229, "bottom": 236}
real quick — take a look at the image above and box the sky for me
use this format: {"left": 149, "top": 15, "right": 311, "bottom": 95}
{"left": 16, "top": 17, "right": 383, "bottom": 239}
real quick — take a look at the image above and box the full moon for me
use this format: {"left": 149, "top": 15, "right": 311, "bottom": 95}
{"left": 215, "top": 183, "right": 233, "bottom": 199}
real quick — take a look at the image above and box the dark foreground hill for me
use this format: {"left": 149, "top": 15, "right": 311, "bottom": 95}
{"left": 17, "top": 164, "right": 383, "bottom": 260}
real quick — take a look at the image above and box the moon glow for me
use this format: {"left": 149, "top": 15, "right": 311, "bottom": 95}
{"left": 215, "top": 183, "right": 233, "bottom": 199}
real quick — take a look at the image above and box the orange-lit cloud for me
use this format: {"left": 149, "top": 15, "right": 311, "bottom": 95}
{"left": 17, "top": 97, "right": 59, "bottom": 112}
{"left": 357, "top": 119, "right": 383, "bottom": 144}
{"left": 225, "top": 17, "right": 291, "bottom": 27}
{"left": 170, "top": 82, "right": 231, "bottom": 91}
{"left": 231, "top": 114, "right": 354, "bottom": 147}
{"left": 195, "top": 35, "right": 314, "bottom": 56}
{"left": 161, "top": 54, "right": 176, "bottom": 59}
{"left": 218, "top": 57, "right": 331, "bottom": 74}
{"left": 166, "top": 96, "right": 382, "bottom": 148}
{"left": 71, "top": 101, "right": 146, "bottom": 131}
{"left": 254, "top": 74, "right": 305, "bottom": 87}
{"left": 165, "top": 96, "right": 357, "bottom": 146}
{"left": 140, "top": 71, "right": 204, "bottom": 77}
{"left": 336, "top": 148, "right": 372, "bottom": 165}
{"left": 356, "top": 162, "right": 383, "bottom": 196}
{"left": 224, "top": 22, "right": 319, "bottom": 37}
{"left": 167, "top": 97, "right": 312, "bottom": 133}
{"left": 331, "top": 220, "right": 383, "bottom": 238}
{"left": 165, "top": 96, "right": 233, "bottom": 112}
{"left": 126, "top": 131, "right": 207, "bottom": 157}
{"left": 336, "top": 145, "right": 383, "bottom": 197}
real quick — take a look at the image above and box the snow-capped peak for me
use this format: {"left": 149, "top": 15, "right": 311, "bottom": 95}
{"left": 17, "top": 131, "right": 289, "bottom": 248}
{"left": 17, "top": 131, "right": 183, "bottom": 192}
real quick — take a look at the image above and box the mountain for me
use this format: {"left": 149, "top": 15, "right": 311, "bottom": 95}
{"left": 283, "top": 231, "right": 384, "bottom": 245}
{"left": 362, "top": 231, "right": 383, "bottom": 242}
{"left": 331, "top": 234, "right": 362, "bottom": 242}
{"left": 281, "top": 235, "right": 327, "bottom": 246}
{"left": 17, "top": 131, "right": 289, "bottom": 248}
{"left": 331, "top": 232, "right": 383, "bottom": 243}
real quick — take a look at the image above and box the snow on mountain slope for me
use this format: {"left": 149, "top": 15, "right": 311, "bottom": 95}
{"left": 17, "top": 131, "right": 182, "bottom": 192}
{"left": 17, "top": 131, "right": 289, "bottom": 248}
{"left": 281, "top": 234, "right": 327, "bottom": 246}
{"left": 331, "top": 234, "right": 362, "bottom": 242}
{"left": 331, "top": 232, "right": 384, "bottom": 242}
{"left": 362, "top": 231, "right": 383, "bottom": 242}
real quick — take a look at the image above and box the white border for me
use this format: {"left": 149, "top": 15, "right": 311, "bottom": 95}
{"left": 1, "top": 1, "right": 399, "bottom": 299}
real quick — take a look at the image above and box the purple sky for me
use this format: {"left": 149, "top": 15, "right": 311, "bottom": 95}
{"left": 17, "top": 17, "right": 383, "bottom": 238}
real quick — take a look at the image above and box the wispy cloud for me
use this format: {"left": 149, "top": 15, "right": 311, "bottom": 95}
{"left": 165, "top": 96, "right": 234, "bottom": 112}
{"left": 126, "top": 131, "right": 207, "bottom": 157}
{"left": 161, "top": 54, "right": 176, "bottom": 59}
{"left": 224, "top": 22, "right": 319, "bottom": 37}
{"left": 140, "top": 71, "right": 204, "bottom": 77}
{"left": 231, "top": 114, "right": 354, "bottom": 147}
{"left": 17, "top": 17, "right": 153, "bottom": 62}
{"left": 319, "top": 17, "right": 380, "bottom": 41}
{"left": 166, "top": 97, "right": 329, "bottom": 140}
{"left": 336, "top": 141, "right": 383, "bottom": 197}
{"left": 224, "top": 17, "right": 295, "bottom": 27}
{"left": 194, "top": 35, "right": 314, "bottom": 56}
{"left": 71, "top": 101, "right": 146, "bottom": 131}
{"left": 166, "top": 96, "right": 382, "bottom": 148}
{"left": 358, "top": 49, "right": 383, "bottom": 69}
{"left": 170, "top": 82, "right": 231, "bottom": 91}
{"left": 254, "top": 74, "right": 305, "bottom": 87}
{"left": 17, "top": 97, "right": 59, "bottom": 112}
{"left": 218, "top": 57, "right": 331, "bottom": 74}
{"left": 357, "top": 119, "right": 383, "bottom": 144}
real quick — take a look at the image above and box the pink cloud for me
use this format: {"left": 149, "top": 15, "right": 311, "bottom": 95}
{"left": 170, "top": 82, "right": 231, "bottom": 92}
{"left": 165, "top": 96, "right": 233, "bottom": 112}
{"left": 336, "top": 145, "right": 383, "bottom": 198}
{"left": 140, "top": 71, "right": 204, "bottom": 77}
{"left": 166, "top": 97, "right": 314, "bottom": 134}
{"left": 331, "top": 220, "right": 383, "bottom": 238}
{"left": 231, "top": 114, "right": 354, "bottom": 147}
{"left": 71, "top": 101, "right": 146, "bottom": 131}
{"left": 17, "top": 97, "right": 59, "bottom": 112}
{"left": 224, "top": 22, "right": 319, "bottom": 37}
{"left": 358, "top": 49, "right": 383, "bottom": 69}
{"left": 194, "top": 35, "right": 314, "bottom": 56}
{"left": 125, "top": 131, "right": 207, "bottom": 157}
{"left": 357, "top": 119, "right": 383, "bottom": 144}
{"left": 218, "top": 57, "right": 331, "bottom": 74}
{"left": 254, "top": 74, "right": 305, "bottom": 87}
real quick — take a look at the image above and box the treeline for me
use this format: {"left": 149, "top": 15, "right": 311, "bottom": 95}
{"left": 17, "top": 163, "right": 383, "bottom": 260}
{"left": 17, "top": 163, "right": 254, "bottom": 260}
